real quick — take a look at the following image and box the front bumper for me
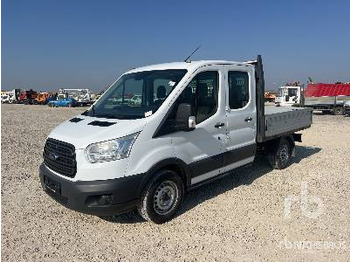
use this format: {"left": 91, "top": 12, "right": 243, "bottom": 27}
{"left": 39, "top": 163, "right": 144, "bottom": 216}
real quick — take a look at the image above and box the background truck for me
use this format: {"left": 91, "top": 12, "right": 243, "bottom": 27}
{"left": 264, "top": 91, "right": 277, "bottom": 103}
{"left": 19, "top": 89, "right": 39, "bottom": 104}
{"left": 275, "top": 86, "right": 302, "bottom": 106}
{"left": 59, "top": 88, "right": 93, "bottom": 107}
{"left": 275, "top": 83, "right": 350, "bottom": 115}
{"left": 304, "top": 83, "right": 350, "bottom": 115}
{"left": 40, "top": 55, "right": 312, "bottom": 223}
{"left": 1, "top": 89, "right": 21, "bottom": 104}
{"left": 34, "top": 92, "right": 52, "bottom": 105}
{"left": 1, "top": 91, "right": 16, "bottom": 104}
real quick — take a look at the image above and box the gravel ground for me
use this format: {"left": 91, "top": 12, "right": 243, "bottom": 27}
{"left": 1, "top": 104, "right": 350, "bottom": 261}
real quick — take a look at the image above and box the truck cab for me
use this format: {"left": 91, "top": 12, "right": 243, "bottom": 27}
{"left": 39, "top": 56, "right": 312, "bottom": 223}
{"left": 275, "top": 86, "right": 301, "bottom": 106}
{"left": 1, "top": 92, "right": 12, "bottom": 103}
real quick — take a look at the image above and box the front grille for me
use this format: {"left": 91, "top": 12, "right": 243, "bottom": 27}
{"left": 43, "top": 138, "right": 77, "bottom": 178}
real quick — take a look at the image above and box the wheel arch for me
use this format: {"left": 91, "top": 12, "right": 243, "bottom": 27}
{"left": 263, "top": 134, "right": 295, "bottom": 155}
{"left": 136, "top": 158, "right": 191, "bottom": 197}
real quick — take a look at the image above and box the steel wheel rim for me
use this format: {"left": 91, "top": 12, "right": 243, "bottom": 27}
{"left": 153, "top": 180, "right": 178, "bottom": 215}
{"left": 279, "top": 145, "right": 289, "bottom": 164}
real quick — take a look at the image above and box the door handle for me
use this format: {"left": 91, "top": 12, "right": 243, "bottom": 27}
{"left": 215, "top": 122, "right": 225, "bottom": 128}
{"left": 245, "top": 117, "right": 253, "bottom": 122}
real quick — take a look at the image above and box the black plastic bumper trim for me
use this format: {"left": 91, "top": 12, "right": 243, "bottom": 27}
{"left": 39, "top": 164, "right": 144, "bottom": 216}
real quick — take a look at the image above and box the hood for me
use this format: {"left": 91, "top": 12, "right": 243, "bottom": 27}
{"left": 48, "top": 115, "right": 147, "bottom": 149}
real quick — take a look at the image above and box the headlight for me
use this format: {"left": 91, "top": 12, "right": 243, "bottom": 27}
{"left": 85, "top": 133, "right": 139, "bottom": 163}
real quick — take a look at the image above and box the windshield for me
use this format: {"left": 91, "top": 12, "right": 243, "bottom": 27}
{"left": 83, "top": 69, "right": 187, "bottom": 119}
{"left": 288, "top": 88, "right": 298, "bottom": 97}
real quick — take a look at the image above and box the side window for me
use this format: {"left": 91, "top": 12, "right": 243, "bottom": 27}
{"left": 155, "top": 71, "right": 218, "bottom": 137}
{"left": 153, "top": 79, "right": 174, "bottom": 105}
{"left": 177, "top": 71, "right": 218, "bottom": 123}
{"left": 154, "top": 79, "right": 173, "bottom": 98}
{"left": 228, "top": 71, "right": 249, "bottom": 109}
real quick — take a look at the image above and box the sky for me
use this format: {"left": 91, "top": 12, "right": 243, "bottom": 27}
{"left": 2, "top": 0, "right": 350, "bottom": 91}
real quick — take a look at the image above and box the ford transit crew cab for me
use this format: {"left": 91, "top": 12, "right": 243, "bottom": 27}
{"left": 39, "top": 56, "right": 312, "bottom": 223}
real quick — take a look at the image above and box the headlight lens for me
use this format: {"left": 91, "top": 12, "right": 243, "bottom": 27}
{"left": 85, "top": 133, "right": 139, "bottom": 163}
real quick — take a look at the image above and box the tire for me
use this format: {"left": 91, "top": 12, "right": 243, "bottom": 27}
{"left": 48, "top": 103, "right": 54, "bottom": 107}
{"left": 137, "top": 170, "right": 184, "bottom": 224}
{"left": 334, "top": 107, "right": 344, "bottom": 115}
{"left": 267, "top": 138, "right": 292, "bottom": 169}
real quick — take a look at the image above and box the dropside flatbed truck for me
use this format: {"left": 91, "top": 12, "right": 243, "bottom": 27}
{"left": 39, "top": 55, "right": 312, "bottom": 223}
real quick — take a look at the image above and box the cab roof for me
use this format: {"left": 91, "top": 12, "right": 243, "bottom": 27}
{"left": 126, "top": 60, "right": 253, "bottom": 74}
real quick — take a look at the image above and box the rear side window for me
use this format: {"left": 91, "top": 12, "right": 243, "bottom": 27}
{"left": 228, "top": 71, "right": 249, "bottom": 109}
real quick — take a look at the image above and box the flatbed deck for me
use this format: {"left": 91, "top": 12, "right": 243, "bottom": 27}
{"left": 263, "top": 106, "right": 313, "bottom": 140}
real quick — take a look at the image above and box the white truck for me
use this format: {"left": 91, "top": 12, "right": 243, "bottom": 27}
{"left": 1, "top": 89, "right": 20, "bottom": 104}
{"left": 59, "top": 88, "right": 93, "bottom": 106}
{"left": 275, "top": 84, "right": 350, "bottom": 114}
{"left": 39, "top": 56, "right": 312, "bottom": 223}
{"left": 275, "top": 86, "right": 302, "bottom": 106}
{"left": 1, "top": 92, "right": 12, "bottom": 103}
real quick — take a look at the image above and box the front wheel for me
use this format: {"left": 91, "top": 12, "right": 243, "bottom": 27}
{"left": 137, "top": 170, "right": 184, "bottom": 224}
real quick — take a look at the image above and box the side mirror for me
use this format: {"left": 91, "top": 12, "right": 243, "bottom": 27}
{"left": 175, "top": 103, "right": 196, "bottom": 131}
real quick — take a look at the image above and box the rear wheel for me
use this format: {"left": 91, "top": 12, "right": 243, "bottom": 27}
{"left": 334, "top": 107, "right": 344, "bottom": 115}
{"left": 137, "top": 170, "right": 184, "bottom": 224}
{"left": 267, "top": 138, "right": 292, "bottom": 169}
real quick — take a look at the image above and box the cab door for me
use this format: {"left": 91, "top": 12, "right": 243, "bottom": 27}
{"left": 171, "top": 67, "right": 227, "bottom": 185}
{"left": 222, "top": 65, "right": 257, "bottom": 172}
